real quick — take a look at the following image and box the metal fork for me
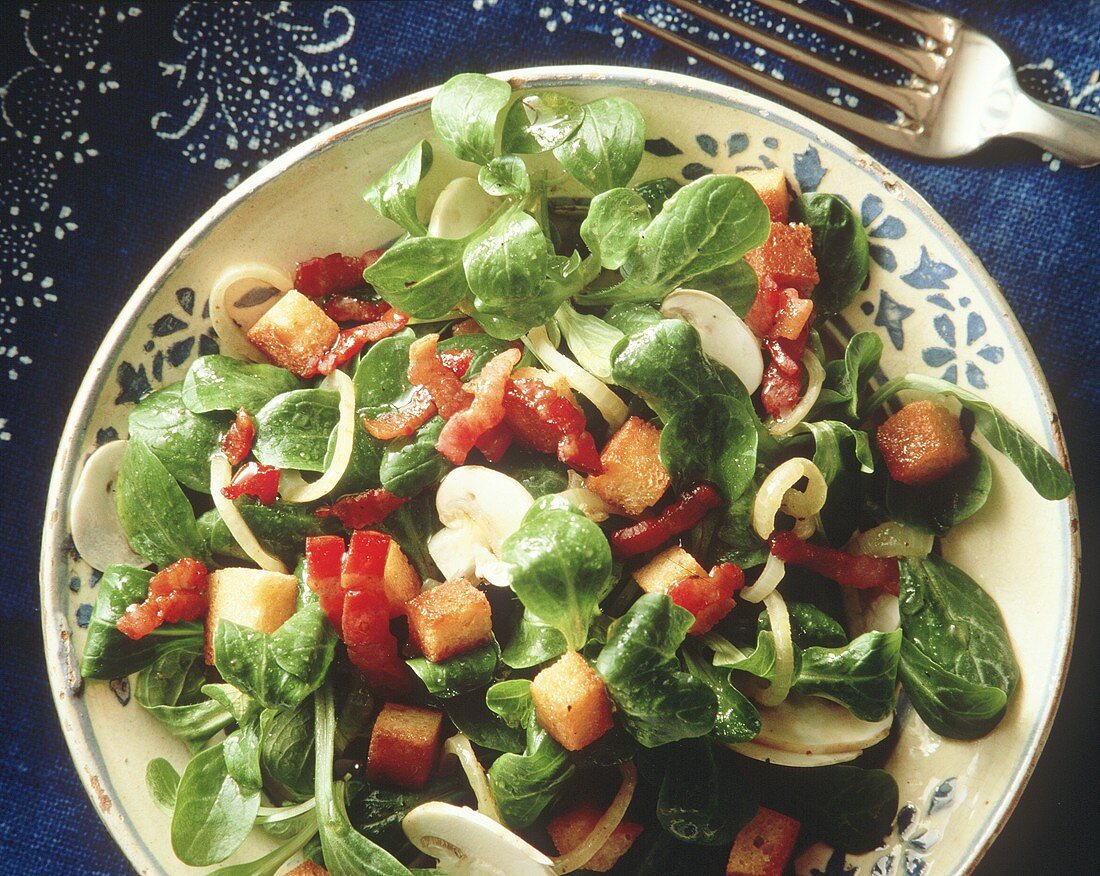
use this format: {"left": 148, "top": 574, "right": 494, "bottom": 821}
{"left": 618, "top": 0, "right": 1100, "bottom": 167}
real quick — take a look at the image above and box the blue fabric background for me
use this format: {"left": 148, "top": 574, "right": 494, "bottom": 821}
{"left": 1, "top": 1, "right": 1096, "bottom": 872}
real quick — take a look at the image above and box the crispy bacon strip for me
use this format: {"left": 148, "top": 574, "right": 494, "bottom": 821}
{"left": 610, "top": 484, "right": 723, "bottom": 558}
{"left": 221, "top": 408, "right": 255, "bottom": 466}
{"left": 295, "top": 249, "right": 382, "bottom": 299}
{"left": 116, "top": 558, "right": 209, "bottom": 640}
{"left": 362, "top": 385, "right": 437, "bottom": 440}
{"left": 323, "top": 294, "right": 389, "bottom": 324}
{"left": 436, "top": 348, "right": 522, "bottom": 465}
{"left": 408, "top": 334, "right": 469, "bottom": 418}
{"left": 668, "top": 562, "right": 745, "bottom": 635}
{"left": 770, "top": 530, "right": 900, "bottom": 595}
{"left": 315, "top": 487, "right": 409, "bottom": 529}
{"left": 309, "top": 308, "right": 409, "bottom": 377}
{"left": 503, "top": 377, "right": 603, "bottom": 475}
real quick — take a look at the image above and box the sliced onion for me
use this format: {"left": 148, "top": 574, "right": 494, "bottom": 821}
{"left": 209, "top": 263, "right": 293, "bottom": 362}
{"left": 847, "top": 522, "right": 934, "bottom": 558}
{"left": 745, "top": 693, "right": 894, "bottom": 755}
{"left": 526, "top": 326, "right": 628, "bottom": 429}
{"left": 210, "top": 454, "right": 288, "bottom": 573}
{"left": 551, "top": 763, "right": 637, "bottom": 875}
{"left": 730, "top": 738, "right": 863, "bottom": 767}
{"left": 753, "top": 457, "right": 827, "bottom": 540}
{"left": 756, "top": 590, "right": 794, "bottom": 707}
{"left": 279, "top": 369, "right": 356, "bottom": 504}
{"left": 768, "top": 351, "right": 825, "bottom": 436}
{"left": 443, "top": 734, "right": 501, "bottom": 823}
{"left": 739, "top": 553, "right": 786, "bottom": 604}
{"left": 559, "top": 473, "right": 614, "bottom": 522}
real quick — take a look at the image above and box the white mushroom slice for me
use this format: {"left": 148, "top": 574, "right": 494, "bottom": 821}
{"left": 209, "top": 263, "right": 293, "bottom": 362}
{"left": 660, "top": 288, "right": 764, "bottom": 394}
{"left": 429, "top": 177, "right": 502, "bottom": 239}
{"left": 748, "top": 692, "right": 893, "bottom": 756}
{"left": 729, "top": 738, "right": 863, "bottom": 768}
{"left": 69, "top": 440, "right": 149, "bottom": 571}
{"left": 278, "top": 369, "right": 356, "bottom": 504}
{"left": 403, "top": 802, "right": 555, "bottom": 876}
{"left": 428, "top": 466, "right": 534, "bottom": 587}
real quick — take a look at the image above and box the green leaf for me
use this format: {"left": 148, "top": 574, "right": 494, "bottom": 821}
{"left": 660, "top": 393, "right": 758, "bottom": 500}
{"left": 199, "top": 500, "right": 340, "bottom": 567}
{"left": 594, "top": 594, "right": 717, "bottom": 747}
{"left": 223, "top": 718, "right": 264, "bottom": 793}
{"left": 485, "top": 678, "right": 537, "bottom": 727}
{"left": 444, "top": 691, "right": 525, "bottom": 753}
{"left": 252, "top": 388, "right": 339, "bottom": 472}
{"left": 355, "top": 330, "right": 417, "bottom": 415}
{"left": 687, "top": 259, "right": 759, "bottom": 316}
{"left": 171, "top": 742, "right": 261, "bottom": 866}
{"left": 681, "top": 644, "right": 761, "bottom": 744}
{"left": 363, "top": 236, "right": 469, "bottom": 321}
{"left": 793, "top": 630, "right": 902, "bottom": 721}
{"left": 603, "top": 302, "right": 662, "bottom": 336}
{"left": 813, "top": 331, "right": 883, "bottom": 421}
{"left": 785, "top": 419, "right": 874, "bottom": 484}
{"left": 376, "top": 491, "right": 441, "bottom": 581}
{"left": 116, "top": 441, "right": 205, "bottom": 566}
{"left": 478, "top": 154, "right": 531, "bottom": 199}
{"left": 554, "top": 302, "right": 624, "bottom": 383}
{"left": 135, "top": 649, "right": 234, "bottom": 752}
{"left": 886, "top": 443, "right": 992, "bottom": 534}
{"left": 146, "top": 758, "right": 181, "bottom": 814}
{"left": 632, "top": 176, "right": 681, "bottom": 213}
{"left": 553, "top": 97, "right": 645, "bottom": 194}
{"left": 260, "top": 703, "right": 315, "bottom": 801}
{"left": 182, "top": 355, "right": 303, "bottom": 414}
{"left": 790, "top": 193, "right": 870, "bottom": 319}
{"left": 501, "top": 92, "right": 584, "bottom": 153}
{"left": 580, "top": 187, "right": 651, "bottom": 270}
{"left": 657, "top": 740, "right": 756, "bottom": 845}
{"left": 407, "top": 637, "right": 501, "bottom": 698}
{"left": 431, "top": 72, "right": 512, "bottom": 165}
{"left": 80, "top": 564, "right": 204, "bottom": 679}
{"left": 716, "top": 486, "right": 768, "bottom": 569}
{"left": 128, "top": 383, "right": 226, "bottom": 492}
{"left": 761, "top": 602, "right": 847, "bottom": 648}
{"left": 862, "top": 373, "right": 1073, "bottom": 500}
{"left": 501, "top": 608, "right": 568, "bottom": 669}
{"left": 502, "top": 503, "right": 614, "bottom": 651}
{"left": 364, "top": 139, "right": 432, "bottom": 235}
{"left": 379, "top": 416, "right": 453, "bottom": 498}
{"left": 494, "top": 449, "right": 569, "bottom": 499}
{"left": 897, "top": 638, "right": 1008, "bottom": 739}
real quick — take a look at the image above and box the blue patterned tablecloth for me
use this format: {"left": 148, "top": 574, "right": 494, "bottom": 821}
{"left": 1, "top": 2, "right": 1097, "bottom": 873}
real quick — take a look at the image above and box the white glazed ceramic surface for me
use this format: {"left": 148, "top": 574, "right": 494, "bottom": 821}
{"left": 41, "top": 66, "right": 1078, "bottom": 875}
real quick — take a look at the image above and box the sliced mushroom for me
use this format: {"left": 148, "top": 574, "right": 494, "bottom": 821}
{"left": 70, "top": 440, "right": 149, "bottom": 571}
{"left": 428, "top": 466, "right": 534, "bottom": 587}
{"left": 660, "top": 287, "right": 764, "bottom": 393}
{"left": 428, "top": 177, "right": 502, "bottom": 240}
{"left": 403, "top": 801, "right": 556, "bottom": 876}
{"left": 730, "top": 739, "right": 863, "bottom": 768}
{"left": 209, "top": 263, "right": 294, "bottom": 362}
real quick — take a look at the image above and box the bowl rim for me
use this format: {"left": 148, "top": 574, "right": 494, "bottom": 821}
{"left": 39, "top": 63, "right": 1079, "bottom": 875}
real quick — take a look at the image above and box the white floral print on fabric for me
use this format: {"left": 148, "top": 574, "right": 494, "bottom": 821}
{"left": 0, "top": 3, "right": 140, "bottom": 386}
{"left": 151, "top": 1, "right": 360, "bottom": 188}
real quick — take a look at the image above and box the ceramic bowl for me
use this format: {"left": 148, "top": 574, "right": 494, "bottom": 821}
{"left": 41, "top": 65, "right": 1078, "bottom": 875}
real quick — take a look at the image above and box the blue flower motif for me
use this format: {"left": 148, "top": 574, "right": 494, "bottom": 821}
{"left": 922, "top": 296, "right": 1003, "bottom": 388}
{"left": 811, "top": 849, "right": 858, "bottom": 876}
{"left": 902, "top": 246, "right": 957, "bottom": 289}
{"left": 859, "top": 194, "right": 906, "bottom": 272}
{"left": 874, "top": 290, "right": 915, "bottom": 350}
{"left": 727, "top": 132, "right": 749, "bottom": 155}
{"left": 695, "top": 133, "right": 718, "bottom": 157}
{"left": 793, "top": 145, "right": 826, "bottom": 192}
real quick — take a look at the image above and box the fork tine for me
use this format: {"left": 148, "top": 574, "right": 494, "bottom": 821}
{"left": 664, "top": 0, "right": 932, "bottom": 121}
{"left": 750, "top": 0, "right": 948, "bottom": 82}
{"left": 616, "top": 10, "right": 920, "bottom": 154}
{"left": 847, "top": 0, "right": 960, "bottom": 45}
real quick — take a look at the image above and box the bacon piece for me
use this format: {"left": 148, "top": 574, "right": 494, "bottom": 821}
{"left": 295, "top": 249, "right": 382, "bottom": 299}
{"left": 323, "top": 294, "right": 389, "bottom": 324}
{"left": 308, "top": 308, "right": 409, "bottom": 377}
{"left": 343, "top": 586, "right": 413, "bottom": 697}
{"left": 475, "top": 422, "right": 514, "bottom": 463}
{"left": 315, "top": 488, "right": 409, "bottom": 529}
{"left": 221, "top": 408, "right": 255, "bottom": 466}
{"left": 305, "top": 535, "right": 346, "bottom": 628}
{"left": 408, "top": 334, "right": 469, "bottom": 419}
{"left": 362, "top": 385, "right": 437, "bottom": 440}
{"left": 610, "top": 484, "right": 723, "bottom": 558}
{"left": 503, "top": 376, "right": 603, "bottom": 475}
{"left": 221, "top": 461, "right": 281, "bottom": 506}
{"left": 668, "top": 562, "right": 745, "bottom": 635}
{"left": 770, "top": 530, "right": 900, "bottom": 595}
{"left": 439, "top": 348, "right": 475, "bottom": 379}
{"left": 436, "top": 348, "right": 522, "bottom": 465}
{"left": 117, "top": 558, "right": 209, "bottom": 640}
{"left": 744, "top": 276, "right": 789, "bottom": 338}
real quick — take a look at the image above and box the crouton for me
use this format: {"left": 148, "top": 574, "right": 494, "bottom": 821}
{"left": 513, "top": 365, "right": 573, "bottom": 398}
{"left": 726, "top": 807, "right": 801, "bottom": 876}
{"left": 245, "top": 289, "right": 339, "bottom": 377}
{"left": 547, "top": 802, "right": 643, "bottom": 872}
{"left": 284, "top": 863, "right": 329, "bottom": 876}
{"left": 737, "top": 168, "right": 791, "bottom": 223}
{"left": 633, "top": 545, "right": 706, "bottom": 594}
{"left": 406, "top": 578, "right": 492, "bottom": 662}
{"left": 204, "top": 567, "right": 298, "bottom": 665}
{"left": 382, "top": 539, "right": 421, "bottom": 618}
{"left": 876, "top": 400, "right": 968, "bottom": 486}
{"left": 744, "top": 222, "right": 820, "bottom": 294}
{"left": 586, "top": 417, "right": 670, "bottom": 517}
{"left": 366, "top": 702, "right": 444, "bottom": 789}
{"left": 531, "top": 651, "right": 614, "bottom": 751}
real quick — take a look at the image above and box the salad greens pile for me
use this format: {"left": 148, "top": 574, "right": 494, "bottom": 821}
{"left": 76, "top": 72, "right": 1073, "bottom": 875}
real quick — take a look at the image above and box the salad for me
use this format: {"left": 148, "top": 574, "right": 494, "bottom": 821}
{"left": 74, "top": 73, "right": 1074, "bottom": 876}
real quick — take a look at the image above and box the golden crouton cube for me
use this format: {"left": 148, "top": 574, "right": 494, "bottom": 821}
{"left": 586, "top": 417, "right": 670, "bottom": 517}
{"left": 547, "top": 802, "right": 643, "bottom": 872}
{"left": 744, "top": 222, "right": 820, "bottom": 294}
{"left": 382, "top": 539, "right": 421, "bottom": 618}
{"left": 737, "top": 168, "right": 791, "bottom": 223}
{"left": 531, "top": 651, "right": 614, "bottom": 751}
{"left": 513, "top": 365, "right": 573, "bottom": 398}
{"left": 726, "top": 807, "right": 801, "bottom": 876}
{"left": 284, "top": 863, "right": 329, "bottom": 876}
{"left": 245, "top": 289, "right": 339, "bottom": 377}
{"left": 406, "top": 578, "right": 492, "bottom": 662}
{"left": 876, "top": 400, "right": 968, "bottom": 487}
{"left": 366, "top": 702, "right": 444, "bottom": 790}
{"left": 633, "top": 546, "right": 706, "bottom": 595}
{"left": 204, "top": 568, "right": 299, "bottom": 665}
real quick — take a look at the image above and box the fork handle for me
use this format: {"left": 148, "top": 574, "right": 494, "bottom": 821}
{"left": 1005, "top": 94, "right": 1100, "bottom": 168}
